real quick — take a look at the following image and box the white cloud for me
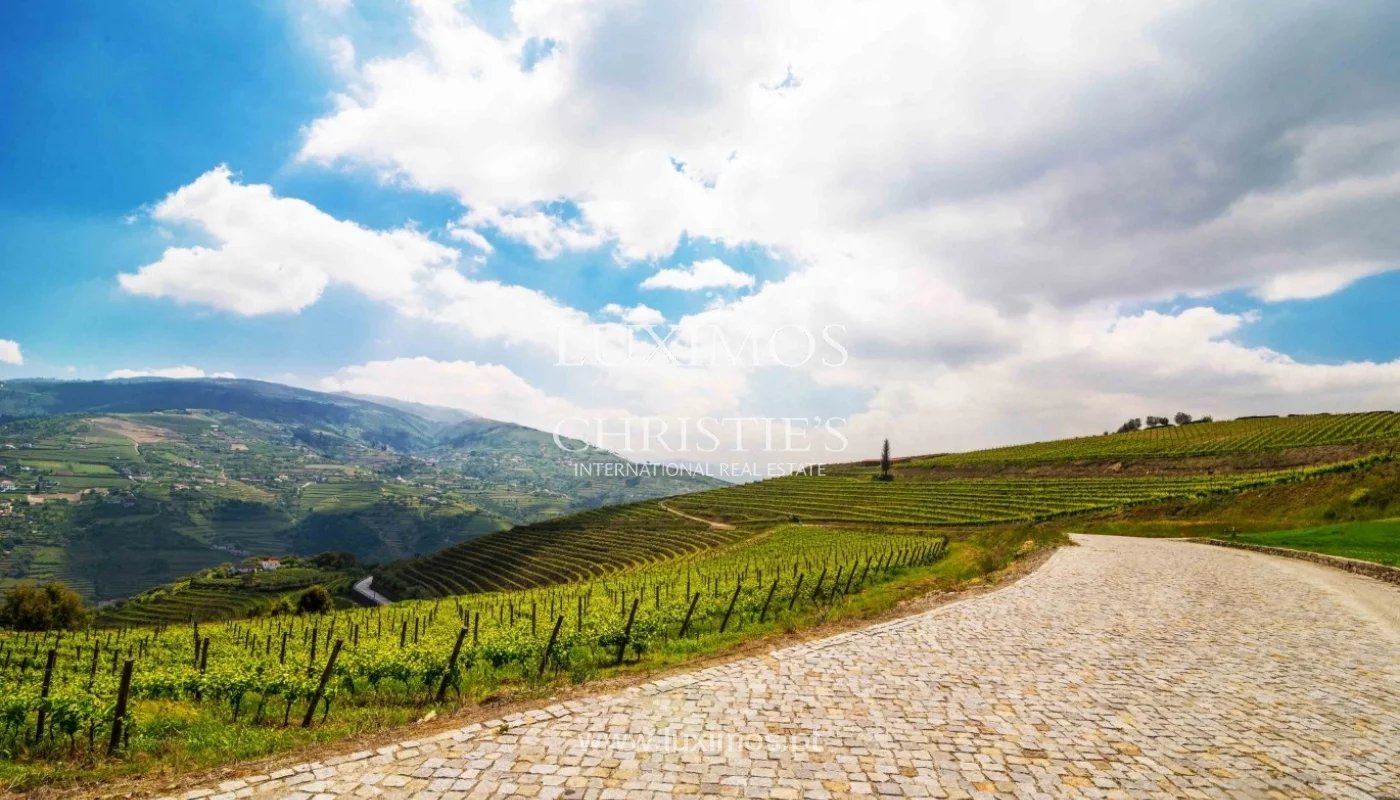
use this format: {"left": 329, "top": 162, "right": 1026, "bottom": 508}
{"left": 1252, "top": 262, "right": 1390, "bottom": 302}
{"left": 641, "top": 259, "right": 755, "bottom": 291}
{"left": 601, "top": 303, "right": 665, "bottom": 326}
{"left": 116, "top": 167, "right": 641, "bottom": 363}
{"left": 119, "top": 165, "right": 458, "bottom": 315}
{"left": 447, "top": 224, "right": 494, "bottom": 255}
{"left": 0, "top": 340, "right": 22, "bottom": 366}
{"left": 299, "top": 1, "right": 1400, "bottom": 305}
{"left": 459, "top": 206, "right": 606, "bottom": 259}
{"left": 106, "top": 366, "right": 236, "bottom": 380}
{"left": 321, "top": 357, "right": 619, "bottom": 439}
{"left": 120, "top": 2, "right": 1400, "bottom": 466}
{"left": 327, "top": 36, "right": 356, "bottom": 77}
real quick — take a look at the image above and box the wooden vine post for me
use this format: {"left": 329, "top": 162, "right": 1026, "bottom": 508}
{"left": 614, "top": 598, "right": 639, "bottom": 665}
{"left": 302, "top": 639, "right": 343, "bottom": 728}
{"left": 538, "top": 615, "right": 565, "bottom": 677}
{"left": 718, "top": 580, "right": 743, "bottom": 633}
{"left": 758, "top": 579, "right": 779, "bottom": 623}
{"left": 35, "top": 648, "right": 57, "bottom": 741}
{"left": 789, "top": 573, "right": 805, "bottom": 611}
{"left": 107, "top": 659, "right": 134, "bottom": 756}
{"left": 436, "top": 627, "right": 470, "bottom": 702}
{"left": 678, "top": 592, "right": 701, "bottom": 637}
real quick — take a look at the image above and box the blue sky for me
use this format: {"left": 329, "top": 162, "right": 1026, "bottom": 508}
{"left": 0, "top": 0, "right": 772, "bottom": 380}
{"left": 2, "top": 0, "right": 1399, "bottom": 461}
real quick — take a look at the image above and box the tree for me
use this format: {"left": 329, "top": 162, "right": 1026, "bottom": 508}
{"left": 1174, "top": 412, "right": 1193, "bottom": 426}
{"left": 1116, "top": 418, "right": 1142, "bottom": 434}
{"left": 0, "top": 581, "right": 91, "bottom": 631}
{"left": 876, "top": 439, "right": 894, "bottom": 481}
{"left": 296, "top": 585, "right": 334, "bottom": 615}
{"left": 308, "top": 552, "right": 360, "bottom": 571}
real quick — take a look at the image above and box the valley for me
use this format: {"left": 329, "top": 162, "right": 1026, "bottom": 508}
{"left": 1, "top": 407, "right": 1397, "bottom": 794}
{"left": 0, "top": 379, "right": 723, "bottom": 606}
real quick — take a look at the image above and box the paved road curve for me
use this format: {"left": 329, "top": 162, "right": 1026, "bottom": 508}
{"left": 170, "top": 536, "right": 1400, "bottom": 800}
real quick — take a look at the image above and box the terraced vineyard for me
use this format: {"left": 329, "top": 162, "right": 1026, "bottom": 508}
{"left": 666, "top": 470, "right": 1336, "bottom": 525}
{"left": 380, "top": 455, "right": 1384, "bottom": 600}
{"left": 377, "top": 504, "right": 750, "bottom": 597}
{"left": 912, "top": 411, "right": 1400, "bottom": 465}
{"left": 98, "top": 567, "right": 358, "bottom": 628}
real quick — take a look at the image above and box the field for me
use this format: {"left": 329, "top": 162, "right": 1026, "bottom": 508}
{"left": 380, "top": 455, "right": 1383, "bottom": 599}
{"left": 911, "top": 411, "right": 1400, "bottom": 465}
{"left": 378, "top": 504, "right": 747, "bottom": 597}
{"left": 0, "top": 523, "right": 1037, "bottom": 791}
{"left": 1234, "top": 520, "right": 1400, "bottom": 566}
{"left": 669, "top": 472, "right": 1313, "bottom": 525}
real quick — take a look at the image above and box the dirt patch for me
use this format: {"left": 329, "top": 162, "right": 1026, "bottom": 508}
{"left": 658, "top": 501, "right": 736, "bottom": 530}
{"left": 89, "top": 417, "right": 176, "bottom": 446}
{"left": 25, "top": 492, "right": 86, "bottom": 504}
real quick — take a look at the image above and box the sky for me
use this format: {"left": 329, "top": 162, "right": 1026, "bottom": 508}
{"left": 2, "top": 0, "right": 1400, "bottom": 470}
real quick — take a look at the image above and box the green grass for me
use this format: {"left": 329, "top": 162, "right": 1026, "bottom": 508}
{"left": 1233, "top": 520, "right": 1400, "bottom": 566}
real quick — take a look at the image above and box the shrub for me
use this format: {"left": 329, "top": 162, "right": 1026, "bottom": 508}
{"left": 296, "top": 585, "right": 334, "bottom": 615}
{"left": 0, "top": 581, "right": 92, "bottom": 631}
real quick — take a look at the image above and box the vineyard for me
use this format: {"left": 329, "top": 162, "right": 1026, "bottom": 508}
{"left": 0, "top": 525, "right": 962, "bottom": 774}
{"left": 4, "top": 407, "right": 1397, "bottom": 788}
{"left": 911, "top": 411, "right": 1400, "bottom": 465}
{"left": 377, "top": 503, "right": 749, "bottom": 597}
{"left": 96, "top": 566, "right": 360, "bottom": 629}
{"left": 378, "top": 456, "right": 1384, "bottom": 600}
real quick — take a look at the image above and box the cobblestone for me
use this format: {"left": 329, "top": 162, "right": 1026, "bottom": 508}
{"left": 158, "top": 536, "right": 1399, "bottom": 798}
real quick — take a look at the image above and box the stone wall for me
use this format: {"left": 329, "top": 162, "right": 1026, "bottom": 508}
{"left": 1199, "top": 538, "right": 1400, "bottom": 586}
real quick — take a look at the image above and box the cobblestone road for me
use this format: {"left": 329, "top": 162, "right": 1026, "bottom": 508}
{"left": 169, "top": 535, "right": 1400, "bottom": 800}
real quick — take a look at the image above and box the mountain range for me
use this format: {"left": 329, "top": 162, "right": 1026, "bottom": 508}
{"left": 0, "top": 378, "right": 723, "bottom": 602}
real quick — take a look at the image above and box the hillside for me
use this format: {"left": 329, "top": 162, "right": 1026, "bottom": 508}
{"left": 0, "top": 379, "right": 723, "bottom": 603}
{"left": 908, "top": 411, "right": 1400, "bottom": 468}
{"left": 5, "top": 409, "right": 1399, "bottom": 792}
{"left": 375, "top": 410, "right": 1400, "bottom": 600}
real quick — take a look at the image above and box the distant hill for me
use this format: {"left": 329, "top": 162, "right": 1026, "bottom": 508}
{"left": 0, "top": 378, "right": 724, "bottom": 603}
{"left": 373, "top": 409, "right": 1400, "bottom": 601}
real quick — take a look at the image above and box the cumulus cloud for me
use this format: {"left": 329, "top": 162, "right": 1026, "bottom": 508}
{"left": 601, "top": 303, "right": 665, "bottom": 326}
{"left": 447, "top": 224, "right": 494, "bottom": 255}
{"left": 123, "top": 1, "right": 1400, "bottom": 465}
{"left": 641, "top": 259, "right": 755, "bottom": 291}
{"left": 119, "top": 166, "right": 458, "bottom": 315}
{"left": 0, "top": 339, "right": 22, "bottom": 366}
{"left": 300, "top": 0, "right": 1400, "bottom": 305}
{"left": 320, "top": 357, "right": 620, "bottom": 440}
{"left": 458, "top": 206, "right": 605, "bottom": 259}
{"left": 106, "top": 366, "right": 236, "bottom": 380}
{"left": 842, "top": 305, "right": 1400, "bottom": 455}
{"left": 116, "top": 167, "right": 611, "bottom": 357}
